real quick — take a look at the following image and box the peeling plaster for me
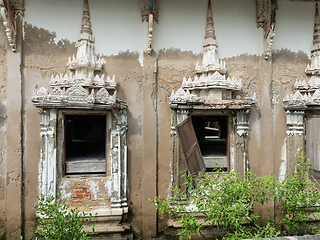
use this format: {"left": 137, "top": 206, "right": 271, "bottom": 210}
{"left": 279, "top": 139, "right": 286, "bottom": 181}
{"left": 87, "top": 180, "right": 99, "bottom": 201}
{"left": 59, "top": 181, "right": 72, "bottom": 200}
{"left": 230, "top": 146, "right": 235, "bottom": 171}
{"left": 139, "top": 52, "right": 144, "bottom": 67}
{"left": 0, "top": 131, "right": 7, "bottom": 165}
{"left": 104, "top": 176, "right": 113, "bottom": 197}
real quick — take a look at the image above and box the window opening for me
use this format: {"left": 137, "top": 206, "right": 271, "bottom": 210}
{"left": 192, "top": 115, "right": 228, "bottom": 172}
{"left": 306, "top": 115, "right": 320, "bottom": 176}
{"left": 64, "top": 114, "right": 106, "bottom": 175}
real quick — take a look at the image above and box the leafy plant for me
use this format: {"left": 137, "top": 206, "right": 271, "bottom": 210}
{"left": 275, "top": 152, "right": 320, "bottom": 235}
{"left": 34, "top": 194, "right": 96, "bottom": 240}
{"left": 148, "top": 154, "right": 320, "bottom": 239}
{"left": 148, "top": 170, "right": 279, "bottom": 239}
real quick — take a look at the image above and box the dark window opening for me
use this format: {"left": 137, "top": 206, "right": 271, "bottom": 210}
{"left": 192, "top": 115, "right": 228, "bottom": 172}
{"left": 64, "top": 115, "right": 106, "bottom": 175}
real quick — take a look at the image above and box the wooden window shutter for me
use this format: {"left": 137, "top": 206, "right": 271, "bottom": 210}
{"left": 306, "top": 115, "right": 320, "bottom": 171}
{"left": 176, "top": 116, "right": 206, "bottom": 174}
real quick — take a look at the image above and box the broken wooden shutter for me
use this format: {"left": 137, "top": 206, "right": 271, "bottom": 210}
{"left": 176, "top": 116, "right": 206, "bottom": 174}
{"left": 306, "top": 115, "right": 320, "bottom": 171}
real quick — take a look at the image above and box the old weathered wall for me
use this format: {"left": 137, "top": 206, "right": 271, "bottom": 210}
{"left": 0, "top": 0, "right": 312, "bottom": 239}
{"left": 22, "top": 21, "right": 145, "bottom": 237}
{"left": 0, "top": 19, "right": 8, "bottom": 239}
{"left": 22, "top": 23, "right": 77, "bottom": 239}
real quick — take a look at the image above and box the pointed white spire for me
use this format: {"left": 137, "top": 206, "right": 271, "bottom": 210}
{"left": 307, "top": 3, "right": 320, "bottom": 75}
{"left": 313, "top": 3, "right": 320, "bottom": 45}
{"left": 80, "top": 0, "right": 93, "bottom": 36}
{"left": 204, "top": 0, "right": 216, "bottom": 41}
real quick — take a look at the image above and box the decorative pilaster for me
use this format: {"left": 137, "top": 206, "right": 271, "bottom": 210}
{"left": 285, "top": 110, "right": 304, "bottom": 136}
{"left": 236, "top": 110, "right": 249, "bottom": 136}
{"left": 176, "top": 109, "right": 189, "bottom": 125}
{"left": 235, "top": 110, "right": 250, "bottom": 175}
{"left": 110, "top": 109, "right": 128, "bottom": 208}
{"left": 38, "top": 109, "right": 57, "bottom": 201}
{"left": 285, "top": 110, "right": 305, "bottom": 174}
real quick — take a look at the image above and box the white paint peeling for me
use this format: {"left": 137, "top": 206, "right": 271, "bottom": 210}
{"left": 59, "top": 181, "right": 72, "bottom": 200}
{"left": 272, "top": 93, "right": 280, "bottom": 105}
{"left": 279, "top": 138, "right": 287, "bottom": 181}
{"left": 138, "top": 53, "right": 144, "bottom": 67}
{"left": 230, "top": 146, "right": 235, "bottom": 171}
{"left": 87, "top": 180, "right": 100, "bottom": 201}
{"left": 104, "top": 176, "right": 113, "bottom": 197}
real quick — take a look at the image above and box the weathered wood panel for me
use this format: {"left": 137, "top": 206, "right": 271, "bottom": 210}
{"left": 176, "top": 117, "right": 205, "bottom": 174}
{"left": 66, "top": 159, "right": 106, "bottom": 174}
{"left": 306, "top": 115, "right": 320, "bottom": 171}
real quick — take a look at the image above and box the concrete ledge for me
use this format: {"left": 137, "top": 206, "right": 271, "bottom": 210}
{"left": 245, "top": 234, "right": 320, "bottom": 240}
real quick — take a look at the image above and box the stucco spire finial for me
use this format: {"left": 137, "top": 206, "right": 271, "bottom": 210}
{"left": 313, "top": 3, "right": 320, "bottom": 45}
{"left": 81, "top": 0, "right": 92, "bottom": 35}
{"left": 306, "top": 3, "right": 320, "bottom": 75}
{"left": 204, "top": 0, "right": 216, "bottom": 40}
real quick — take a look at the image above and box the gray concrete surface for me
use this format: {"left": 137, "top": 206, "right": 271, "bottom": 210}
{"left": 246, "top": 234, "right": 320, "bottom": 240}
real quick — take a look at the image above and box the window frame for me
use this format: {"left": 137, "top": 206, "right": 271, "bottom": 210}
{"left": 59, "top": 109, "right": 111, "bottom": 177}
{"left": 192, "top": 114, "right": 229, "bottom": 172}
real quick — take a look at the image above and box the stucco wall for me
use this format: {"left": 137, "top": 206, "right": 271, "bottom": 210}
{"left": 0, "top": 20, "right": 8, "bottom": 240}
{"left": 0, "top": 0, "right": 317, "bottom": 239}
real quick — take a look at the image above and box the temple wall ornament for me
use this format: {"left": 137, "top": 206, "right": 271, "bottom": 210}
{"left": 0, "top": 0, "right": 16, "bottom": 51}
{"left": 256, "top": 0, "right": 271, "bottom": 28}
{"left": 176, "top": 109, "right": 189, "bottom": 125}
{"left": 38, "top": 109, "right": 57, "bottom": 201}
{"left": 110, "top": 109, "right": 128, "bottom": 208}
{"left": 236, "top": 110, "right": 250, "bottom": 137}
{"left": 10, "top": 0, "right": 23, "bottom": 16}
{"left": 169, "top": 0, "right": 255, "bottom": 110}
{"left": 31, "top": 0, "right": 123, "bottom": 110}
{"left": 306, "top": 4, "right": 320, "bottom": 76}
{"left": 169, "top": 0, "right": 255, "bottom": 180}
{"left": 256, "top": 0, "right": 278, "bottom": 59}
{"left": 283, "top": 4, "right": 320, "bottom": 111}
{"left": 141, "top": 0, "right": 158, "bottom": 55}
{"left": 285, "top": 110, "right": 304, "bottom": 136}
{"left": 282, "top": 3, "right": 320, "bottom": 142}
{"left": 0, "top": 0, "right": 24, "bottom": 51}
{"left": 141, "top": 0, "right": 158, "bottom": 23}
{"left": 31, "top": 0, "right": 128, "bottom": 214}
